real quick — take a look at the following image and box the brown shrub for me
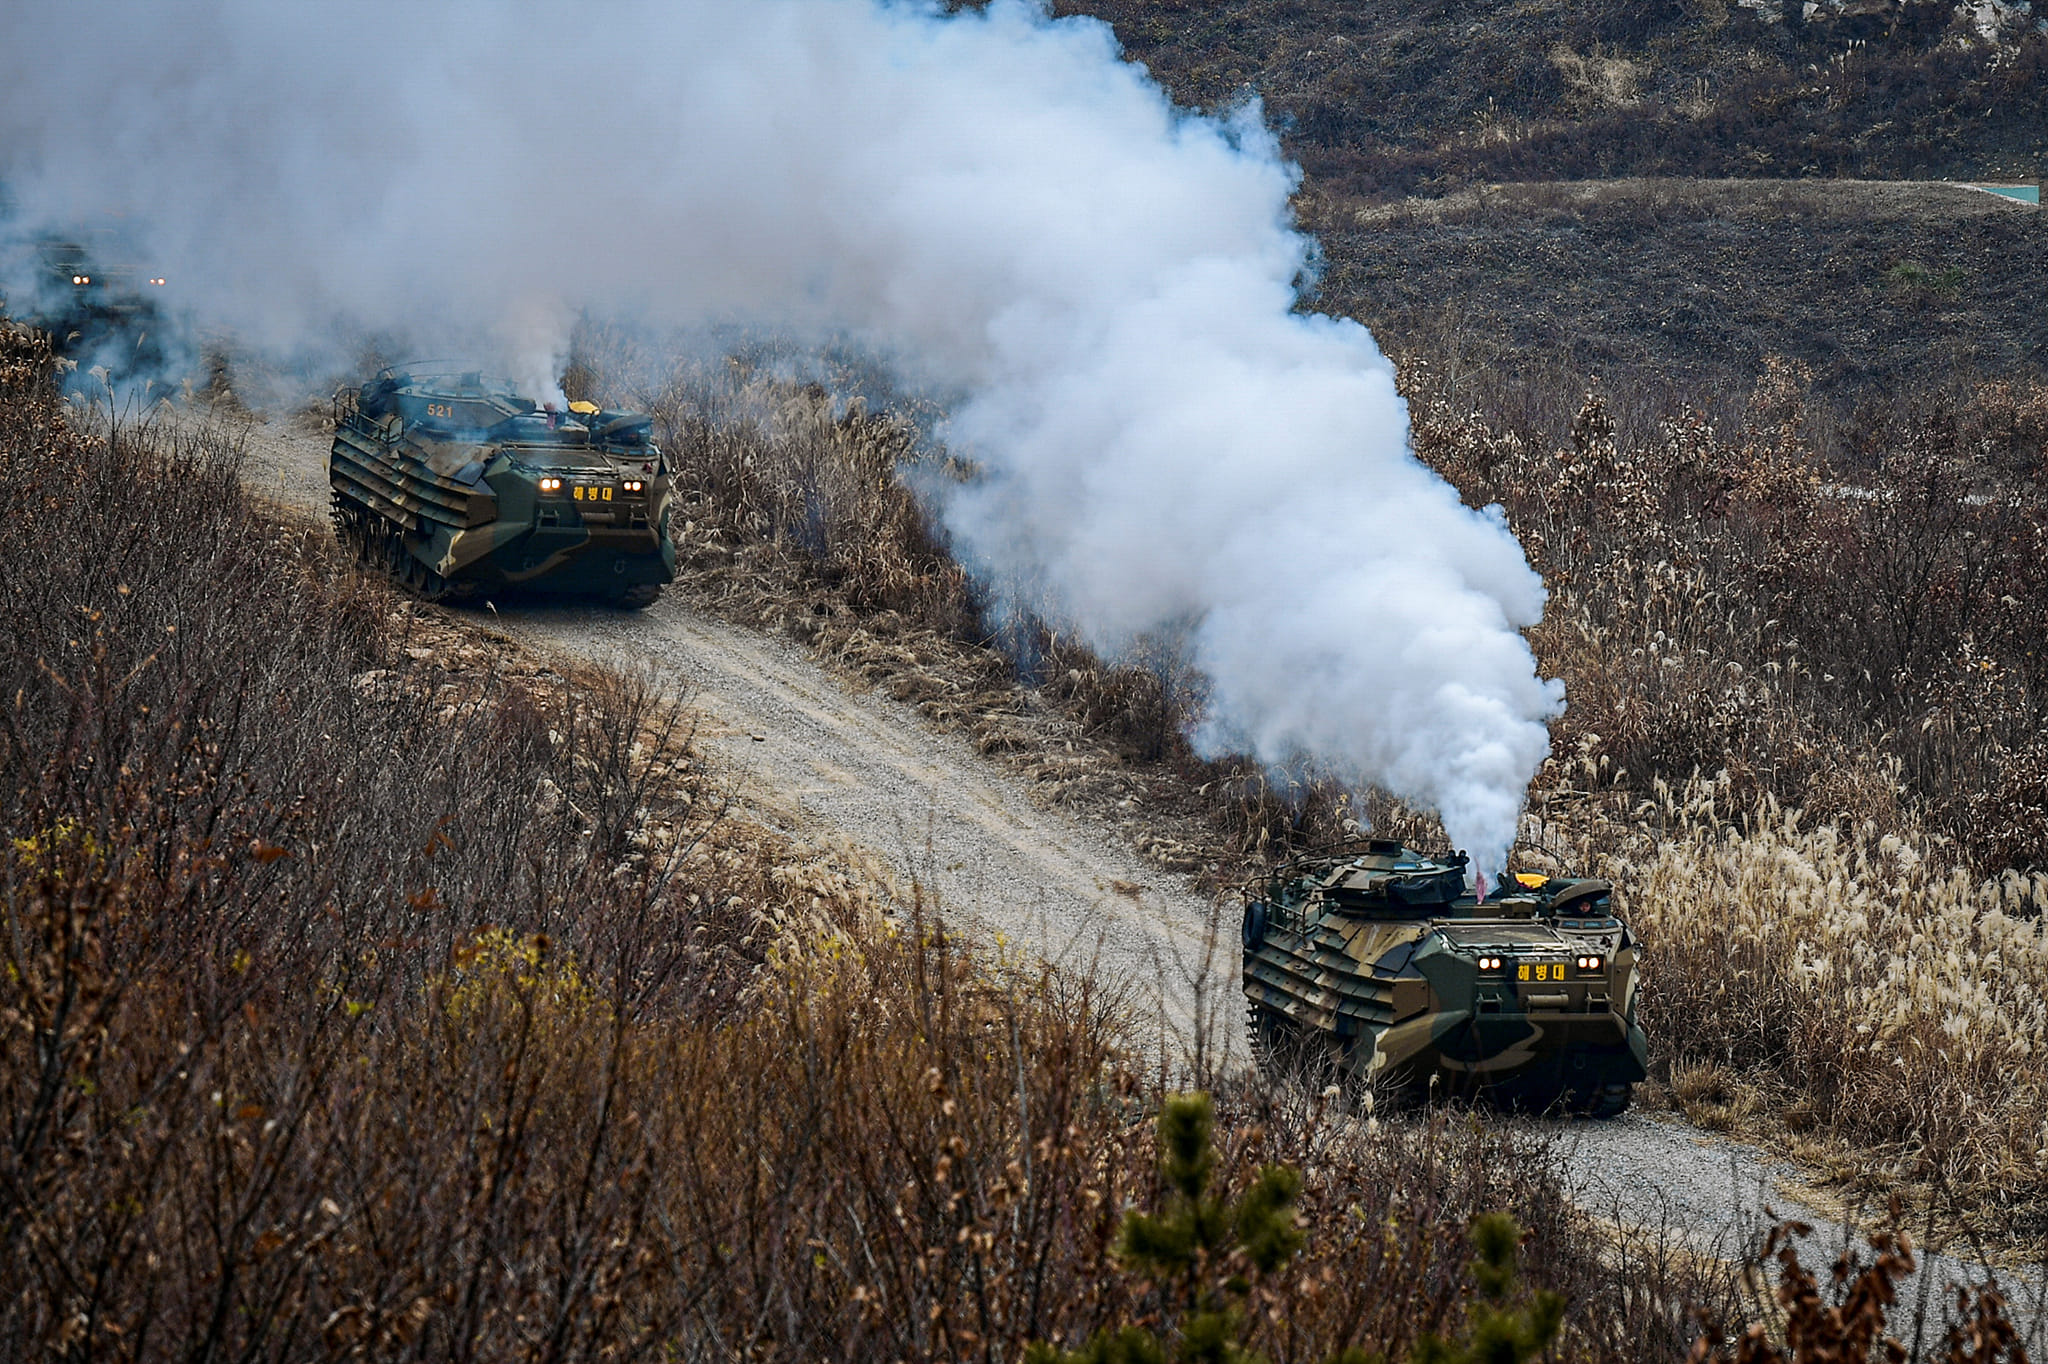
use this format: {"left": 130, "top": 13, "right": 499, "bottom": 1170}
{"left": 1691, "top": 1210, "right": 2030, "bottom": 1364}
{"left": 3, "top": 325, "right": 1761, "bottom": 1362}
{"left": 1409, "top": 361, "right": 2048, "bottom": 873}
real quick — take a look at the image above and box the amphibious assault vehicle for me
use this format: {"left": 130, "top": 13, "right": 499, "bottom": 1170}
{"left": 330, "top": 367, "right": 676, "bottom": 605}
{"left": 1241, "top": 840, "right": 1646, "bottom": 1115}
{"left": 3, "top": 230, "right": 174, "bottom": 378}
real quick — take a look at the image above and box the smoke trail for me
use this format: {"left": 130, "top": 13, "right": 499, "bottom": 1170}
{"left": 0, "top": 0, "right": 1563, "bottom": 871}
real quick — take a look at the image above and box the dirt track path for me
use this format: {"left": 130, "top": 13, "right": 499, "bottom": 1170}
{"left": 228, "top": 407, "right": 1236, "bottom": 1057}
{"left": 497, "top": 596, "right": 1240, "bottom": 1054}
{"left": 220, "top": 405, "right": 2042, "bottom": 1341}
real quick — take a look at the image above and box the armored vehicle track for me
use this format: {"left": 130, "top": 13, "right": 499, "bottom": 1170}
{"left": 1241, "top": 839, "right": 1647, "bottom": 1115}
{"left": 328, "top": 367, "right": 677, "bottom": 606}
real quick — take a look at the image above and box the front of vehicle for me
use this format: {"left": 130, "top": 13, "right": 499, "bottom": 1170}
{"left": 331, "top": 370, "right": 677, "bottom": 605}
{"left": 485, "top": 400, "right": 677, "bottom": 603}
{"left": 1241, "top": 842, "right": 1648, "bottom": 1114}
{"left": 1392, "top": 876, "right": 1646, "bottom": 1113}
{"left": 13, "top": 230, "right": 173, "bottom": 379}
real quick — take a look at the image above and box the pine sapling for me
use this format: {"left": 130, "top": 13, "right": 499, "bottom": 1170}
{"left": 1333, "top": 1213, "right": 1564, "bottom": 1364}
{"left": 1028, "top": 1092, "right": 1302, "bottom": 1364}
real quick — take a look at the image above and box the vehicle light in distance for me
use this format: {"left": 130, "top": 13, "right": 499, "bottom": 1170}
{"left": 149, "top": 277, "right": 167, "bottom": 286}
{"left": 72, "top": 274, "right": 90, "bottom": 285}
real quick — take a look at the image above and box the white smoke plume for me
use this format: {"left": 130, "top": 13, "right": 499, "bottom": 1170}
{"left": 0, "top": 0, "right": 1563, "bottom": 872}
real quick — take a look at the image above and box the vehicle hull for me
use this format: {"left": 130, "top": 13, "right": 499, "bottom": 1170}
{"left": 328, "top": 369, "right": 676, "bottom": 606}
{"left": 1241, "top": 840, "right": 1649, "bottom": 1114}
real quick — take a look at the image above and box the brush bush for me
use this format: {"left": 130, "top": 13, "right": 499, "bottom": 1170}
{"left": 3, "top": 324, "right": 1765, "bottom": 1362}
{"left": 563, "top": 318, "right": 2048, "bottom": 1238}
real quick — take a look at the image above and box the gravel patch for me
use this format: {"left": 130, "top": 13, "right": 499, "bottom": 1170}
{"left": 1556, "top": 1111, "right": 2046, "bottom": 1351}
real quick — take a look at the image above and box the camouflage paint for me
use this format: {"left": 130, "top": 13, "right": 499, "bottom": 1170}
{"left": 1242, "top": 839, "right": 1648, "bottom": 1113}
{"left": 329, "top": 368, "right": 677, "bottom": 605}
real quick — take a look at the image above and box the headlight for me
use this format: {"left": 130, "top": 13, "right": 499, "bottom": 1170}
{"left": 149, "top": 277, "right": 167, "bottom": 287}
{"left": 538, "top": 476, "right": 564, "bottom": 493}
{"left": 622, "top": 479, "right": 645, "bottom": 494}
{"left": 1476, "top": 955, "right": 1504, "bottom": 972}
{"left": 1575, "top": 954, "right": 1604, "bottom": 972}
{"left": 72, "top": 275, "right": 90, "bottom": 285}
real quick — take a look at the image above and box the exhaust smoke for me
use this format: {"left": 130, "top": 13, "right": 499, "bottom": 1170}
{"left": 0, "top": 0, "right": 1563, "bottom": 872}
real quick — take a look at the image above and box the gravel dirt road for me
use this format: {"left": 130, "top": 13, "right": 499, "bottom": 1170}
{"left": 216, "top": 403, "right": 2042, "bottom": 1342}
{"left": 499, "top": 597, "right": 1242, "bottom": 1055}
{"left": 231, "top": 406, "right": 1238, "bottom": 1053}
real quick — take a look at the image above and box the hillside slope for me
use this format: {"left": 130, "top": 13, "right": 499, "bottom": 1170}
{"left": 218, "top": 403, "right": 2044, "bottom": 1321}
{"left": 1052, "top": 0, "right": 2047, "bottom": 198}
{"left": 1029, "top": 0, "right": 2048, "bottom": 420}
{"left": 1310, "top": 177, "right": 2046, "bottom": 420}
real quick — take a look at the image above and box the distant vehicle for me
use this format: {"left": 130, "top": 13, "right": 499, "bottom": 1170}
{"left": 1, "top": 229, "right": 174, "bottom": 378}
{"left": 1240, "top": 839, "right": 1647, "bottom": 1115}
{"left": 329, "top": 367, "right": 677, "bottom": 606}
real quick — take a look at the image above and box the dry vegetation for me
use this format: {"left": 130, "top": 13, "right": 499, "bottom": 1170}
{"left": 1333, "top": 173, "right": 2048, "bottom": 1208}
{"left": 5, "top": 300, "right": 2041, "bottom": 1355}
{"left": 1043, "top": 0, "right": 2047, "bottom": 199}
{"left": 7, "top": 5, "right": 2047, "bottom": 1355}
{"left": 1628, "top": 787, "right": 2048, "bottom": 1230}
{"left": 1035, "top": 0, "right": 2047, "bottom": 442}
{"left": 1305, "top": 178, "right": 2047, "bottom": 422}
{"left": 0, "top": 326, "right": 1779, "bottom": 1361}
{"left": 1419, "top": 360, "right": 2048, "bottom": 870}
{"left": 564, "top": 321, "right": 2048, "bottom": 1245}
{"left": 1691, "top": 1210, "right": 2032, "bottom": 1364}
{"left": 1399, "top": 361, "right": 2048, "bottom": 1235}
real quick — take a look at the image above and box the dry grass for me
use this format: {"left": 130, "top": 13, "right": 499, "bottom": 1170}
{"left": 1415, "top": 362, "right": 2048, "bottom": 1233}
{"left": 1616, "top": 777, "right": 2048, "bottom": 1233}
{"left": 5, "top": 324, "right": 1778, "bottom": 1361}
{"left": 1418, "top": 359, "right": 2048, "bottom": 872}
{"left": 559, "top": 319, "right": 2048, "bottom": 1243}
